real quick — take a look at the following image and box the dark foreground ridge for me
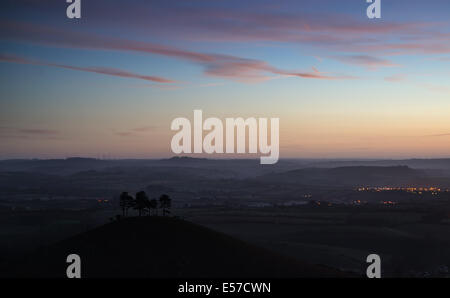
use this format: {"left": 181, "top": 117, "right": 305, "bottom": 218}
{"left": 5, "top": 217, "right": 350, "bottom": 278}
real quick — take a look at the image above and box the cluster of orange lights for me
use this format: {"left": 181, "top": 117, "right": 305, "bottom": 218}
{"left": 352, "top": 200, "right": 365, "bottom": 205}
{"left": 312, "top": 201, "right": 333, "bottom": 207}
{"left": 382, "top": 201, "right": 396, "bottom": 205}
{"left": 357, "top": 187, "right": 448, "bottom": 194}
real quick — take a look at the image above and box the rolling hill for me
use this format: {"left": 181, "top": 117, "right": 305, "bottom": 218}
{"left": 3, "top": 216, "right": 349, "bottom": 278}
{"left": 257, "top": 166, "right": 428, "bottom": 187}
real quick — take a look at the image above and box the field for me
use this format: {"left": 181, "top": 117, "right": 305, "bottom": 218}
{"left": 179, "top": 204, "right": 450, "bottom": 277}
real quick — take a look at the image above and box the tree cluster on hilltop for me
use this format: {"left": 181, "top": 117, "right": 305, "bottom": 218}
{"left": 119, "top": 191, "right": 171, "bottom": 217}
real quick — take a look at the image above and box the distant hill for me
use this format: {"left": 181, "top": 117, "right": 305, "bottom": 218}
{"left": 2, "top": 157, "right": 450, "bottom": 178}
{"left": 0, "top": 158, "right": 109, "bottom": 175}
{"left": 3, "top": 217, "right": 348, "bottom": 278}
{"left": 0, "top": 157, "right": 295, "bottom": 178}
{"left": 160, "top": 156, "right": 210, "bottom": 163}
{"left": 300, "top": 159, "right": 450, "bottom": 170}
{"left": 257, "top": 166, "right": 427, "bottom": 187}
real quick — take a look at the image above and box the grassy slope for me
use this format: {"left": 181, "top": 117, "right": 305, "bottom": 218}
{"left": 4, "top": 216, "right": 350, "bottom": 278}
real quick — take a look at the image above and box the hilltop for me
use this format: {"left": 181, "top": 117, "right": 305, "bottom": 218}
{"left": 4, "top": 216, "right": 349, "bottom": 278}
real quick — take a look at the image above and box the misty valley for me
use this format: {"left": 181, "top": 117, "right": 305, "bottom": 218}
{"left": 1, "top": 157, "right": 450, "bottom": 277}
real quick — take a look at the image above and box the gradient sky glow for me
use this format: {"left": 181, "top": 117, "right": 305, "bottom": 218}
{"left": 1, "top": 0, "right": 450, "bottom": 159}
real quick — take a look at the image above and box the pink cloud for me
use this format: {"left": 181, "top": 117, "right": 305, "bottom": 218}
{"left": 18, "top": 129, "right": 59, "bottom": 135}
{"left": 52, "top": 64, "right": 175, "bottom": 83}
{"left": 0, "top": 21, "right": 216, "bottom": 63}
{"left": 114, "top": 126, "right": 159, "bottom": 138}
{"left": 132, "top": 126, "right": 158, "bottom": 132}
{"left": 0, "top": 21, "right": 355, "bottom": 83}
{"left": 77, "top": 5, "right": 428, "bottom": 43}
{"left": 385, "top": 74, "right": 407, "bottom": 82}
{"left": 333, "top": 55, "right": 399, "bottom": 69}
{"left": 78, "top": 6, "right": 446, "bottom": 57}
{"left": 2, "top": 4, "right": 449, "bottom": 59}
{"left": 0, "top": 126, "right": 63, "bottom": 140}
{"left": 134, "top": 9, "right": 447, "bottom": 58}
{"left": 427, "top": 133, "right": 450, "bottom": 137}
{"left": 420, "top": 83, "right": 450, "bottom": 93}
{"left": 345, "top": 42, "right": 450, "bottom": 56}
{"left": 0, "top": 53, "right": 175, "bottom": 83}
{"left": 115, "top": 132, "right": 135, "bottom": 137}
{"left": 204, "top": 57, "right": 355, "bottom": 82}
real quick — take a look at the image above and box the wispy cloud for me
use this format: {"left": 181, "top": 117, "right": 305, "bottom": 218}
{"left": 202, "top": 57, "right": 351, "bottom": 82}
{"left": 0, "top": 53, "right": 176, "bottom": 83}
{"left": 2, "top": 2, "right": 449, "bottom": 60}
{"left": 132, "top": 126, "right": 158, "bottom": 132}
{"left": 424, "top": 133, "right": 450, "bottom": 137}
{"left": 420, "top": 83, "right": 450, "bottom": 93}
{"left": 115, "top": 132, "right": 135, "bottom": 137}
{"left": 333, "top": 55, "right": 399, "bottom": 70}
{"left": 385, "top": 74, "right": 407, "bottom": 82}
{"left": 345, "top": 42, "right": 450, "bottom": 56}
{"left": 114, "top": 125, "right": 159, "bottom": 137}
{"left": 0, "top": 127, "right": 63, "bottom": 140}
{"left": 0, "top": 21, "right": 355, "bottom": 83}
{"left": 18, "top": 129, "right": 59, "bottom": 135}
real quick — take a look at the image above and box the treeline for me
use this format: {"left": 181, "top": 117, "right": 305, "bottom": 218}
{"left": 119, "top": 191, "right": 171, "bottom": 217}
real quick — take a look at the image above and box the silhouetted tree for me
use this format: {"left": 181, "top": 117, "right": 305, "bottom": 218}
{"left": 159, "top": 194, "right": 172, "bottom": 216}
{"left": 119, "top": 192, "right": 127, "bottom": 216}
{"left": 119, "top": 192, "right": 135, "bottom": 216}
{"left": 146, "top": 198, "right": 158, "bottom": 216}
{"left": 135, "top": 191, "right": 149, "bottom": 216}
{"left": 119, "top": 192, "right": 132, "bottom": 216}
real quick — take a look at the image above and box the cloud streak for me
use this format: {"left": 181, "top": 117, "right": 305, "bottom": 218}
{"left": 114, "top": 125, "right": 159, "bottom": 138}
{"left": 424, "top": 133, "right": 450, "bottom": 137}
{"left": 0, "top": 127, "right": 63, "bottom": 140}
{"left": 385, "top": 74, "right": 407, "bottom": 82}
{"left": 18, "top": 129, "right": 59, "bottom": 135}
{"left": 0, "top": 53, "right": 176, "bottom": 83}
{"left": 0, "top": 21, "right": 354, "bottom": 82}
{"left": 2, "top": 2, "right": 450, "bottom": 60}
{"left": 333, "top": 55, "right": 399, "bottom": 70}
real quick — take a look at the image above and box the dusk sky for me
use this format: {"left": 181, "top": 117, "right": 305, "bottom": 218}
{"left": 1, "top": 0, "right": 450, "bottom": 159}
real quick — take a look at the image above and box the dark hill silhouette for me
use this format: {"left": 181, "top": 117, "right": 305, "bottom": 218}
{"left": 258, "top": 166, "right": 426, "bottom": 187}
{"left": 5, "top": 217, "right": 349, "bottom": 278}
{"left": 160, "top": 156, "right": 210, "bottom": 163}
{"left": 303, "top": 158, "right": 450, "bottom": 170}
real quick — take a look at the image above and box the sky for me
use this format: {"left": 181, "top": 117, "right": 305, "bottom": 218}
{"left": 0, "top": 0, "right": 449, "bottom": 159}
